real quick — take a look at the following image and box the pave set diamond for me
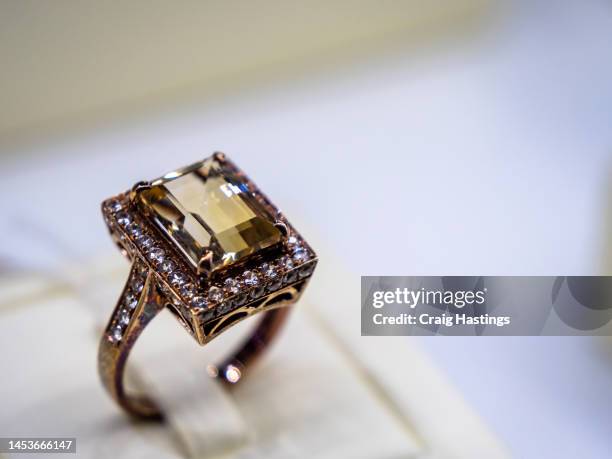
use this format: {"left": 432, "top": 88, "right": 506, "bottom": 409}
{"left": 107, "top": 261, "right": 148, "bottom": 344}
{"left": 102, "top": 156, "right": 316, "bottom": 345}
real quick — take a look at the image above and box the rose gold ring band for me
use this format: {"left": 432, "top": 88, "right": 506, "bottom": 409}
{"left": 98, "top": 260, "right": 306, "bottom": 418}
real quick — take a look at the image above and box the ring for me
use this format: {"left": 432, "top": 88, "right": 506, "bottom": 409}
{"left": 98, "top": 153, "right": 318, "bottom": 418}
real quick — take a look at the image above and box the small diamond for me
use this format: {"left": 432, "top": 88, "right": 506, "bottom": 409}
{"left": 180, "top": 283, "right": 195, "bottom": 299}
{"left": 116, "top": 212, "right": 132, "bottom": 227}
{"left": 218, "top": 301, "right": 233, "bottom": 315}
{"left": 281, "top": 255, "right": 298, "bottom": 284}
{"left": 131, "top": 277, "right": 144, "bottom": 293}
{"left": 127, "top": 223, "right": 143, "bottom": 239}
{"left": 243, "top": 270, "right": 259, "bottom": 287}
{"left": 170, "top": 271, "right": 187, "bottom": 287}
{"left": 109, "top": 325, "right": 123, "bottom": 343}
{"left": 260, "top": 263, "right": 278, "bottom": 279}
{"left": 161, "top": 259, "right": 176, "bottom": 273}
{"left": 223, "top": 277, "right": 241, "bottom": 295}
{"left": 279, "top": 255, "right": 294, "bottom": 271}
{"left": 292, "top": 247, "right": 310, "bottom": 264}
{"left": 107, "top": 200, "right": 123, "bottom": 213}
{"left": 263, "top": 263, "right": 282, "bottom": 291}
{"left": 119, "top": 309, "right": 130, "bottom": 326}
{"left": 286, "top": 235, "right": 299, "bottom": 247}
{"left": 208, "top": 286, "right": 223, "bottom": 303}
{"left": 191, "top": 295, "right": 208, "bottom": 310}
{"left": 148, "top": 247, "right": 165, "bottom": 264}
{"left": 137, "top": 235, "right": 155, "bottom": 249}
{"left": 125, "top": 292, "right": 138, "bottom": 310}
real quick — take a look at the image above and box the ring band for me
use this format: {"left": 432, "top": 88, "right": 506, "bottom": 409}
{"left": 98, "top": 153, "right": 317, "bottom": 418}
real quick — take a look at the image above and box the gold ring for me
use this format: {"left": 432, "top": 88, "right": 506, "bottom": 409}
{"left": 98, "top": 153, "right": 317, "bottom": 418}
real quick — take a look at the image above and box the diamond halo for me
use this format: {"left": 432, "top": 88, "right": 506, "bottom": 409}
{"left": 102, "top": 155, "right": 317, "bottom": 345}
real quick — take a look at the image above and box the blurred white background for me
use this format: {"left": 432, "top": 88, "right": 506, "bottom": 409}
{"left": 1, "top": 1, "right": 612, "bottom": 458}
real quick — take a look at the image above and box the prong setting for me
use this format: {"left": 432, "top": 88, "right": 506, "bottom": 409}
{"left": 198, "top": 250, "right": 215, "bottom": 277}
{"left": 130, "top": 180, "right": 151, "bottom": 202}
{"left": 274, "top": 220, "right": 289, "bottom": 238}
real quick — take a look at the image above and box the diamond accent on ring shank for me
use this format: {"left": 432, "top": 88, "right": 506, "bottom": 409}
{"left": 137, "top": 157, "right": 282, "bottom": 272}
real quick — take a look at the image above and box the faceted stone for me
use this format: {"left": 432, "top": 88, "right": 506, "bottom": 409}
{"left": 110, "top": 325, "right": 123, "bottom": 343}
{"left": 131, "top": 277, "right": 144, "bottom": 293}
{"left": 191, "top": 296, "right": 208, "bottom": 310}
{"left": 161, "top": 259, "right": 176, "bottom": 273}
{"left": 208, "top": 286, "right": 223, "bottom": 303}
{"left": 170, "top": 271, "right": 187, "bottom": 287}
{"left": 137, "top": 157, "right": 281, "bottom": 272}
{"left": 107, "top": 200, "right": 123, "bottom": 213}
{"left": 127, "top": 223, "right": 143, "bottom": 239}
{"left": 260, "top": 263, "right": 278, "bottom": 279}
{"left": 279, "top": 255, "right": 294, "bottom": 271}
{"left": 137, "top": 235, "right": 155, "bottom": 249}
{"left": 148, "top": 247, "right": 165, "bottom": 264}
{"left": 223, "top": 277, "right": 241, "bottom": 295}
{"left": 243, "top": 270, "right": 259, "bottom": 287}
{"left": 125, "top": 292, "right": 138, "bottom": 310}
{"left": 116, "top": 212, "right": 132, "bottom": 227}
{"left": 119, "top": 309, "right": 130, "bottom": 326}
{"left": 292, "top": 247, "right": 310, "bottom": 264}
{"left": 262, "top": 263, "right": 282, "bottom": 291}
{"left": 180, "top": 283, "right": 195, "bottom": 299}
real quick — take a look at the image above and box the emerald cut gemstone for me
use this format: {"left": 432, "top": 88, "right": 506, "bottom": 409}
{"left": 137, "top": 157, "right": 281, "bottom": 273}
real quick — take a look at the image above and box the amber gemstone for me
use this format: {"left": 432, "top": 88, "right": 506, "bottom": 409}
{"left": 137, "top": 157, "right": 281, "bottom": 272}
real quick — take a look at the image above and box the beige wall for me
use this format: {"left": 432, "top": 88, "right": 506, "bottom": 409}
{"left": 0, "top": 0, "right": 489, "bottom": 146}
